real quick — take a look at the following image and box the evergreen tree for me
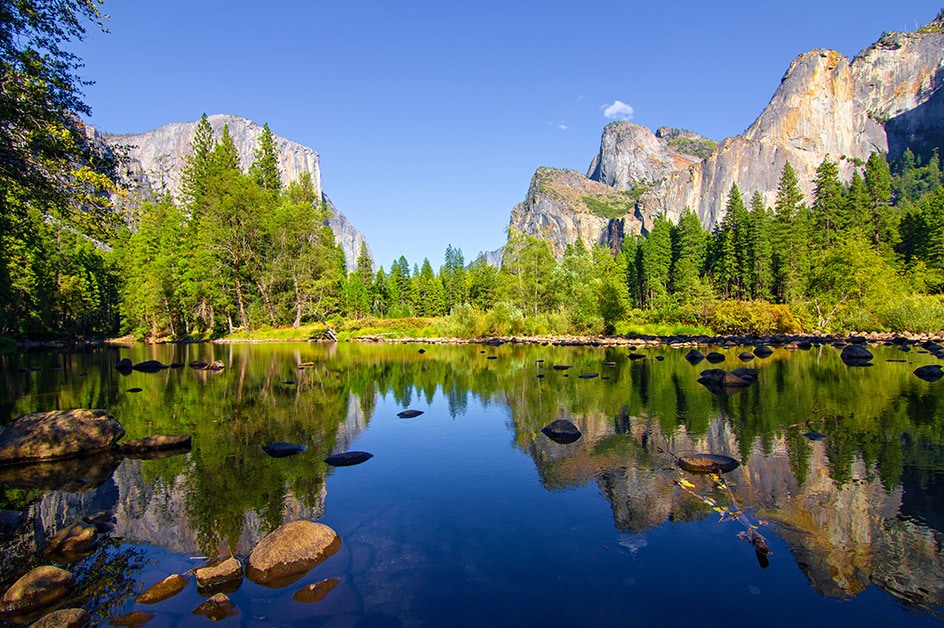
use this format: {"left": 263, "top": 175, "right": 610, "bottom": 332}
{"left": 640, "top": 216, "right": 673, "bottom": 307}
{"left": 865, "top": 152, "right": 897, "bottom": 251}
{"left": 747, "top": 191, "right": 773, "bottom": 300}
{"left": 811, "top": 156, "right": 844, "bottom": 244}
{"left": 440, "top": 244, "right": 469, "bottom": 313}
{"left": 771, "top": 161, "right": 809, "bottom": 302}
{"left": 671, "top": 207, "right": 707, "bottom": 301}
{"left": 182, "top": 114, "right": 214, "bottom": 212}
{"left": 250, "top": 123, "right": 282, "bottom": 193}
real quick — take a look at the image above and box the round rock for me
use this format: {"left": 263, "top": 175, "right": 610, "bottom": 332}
{"left": 541, "top": 419, "right": 582, "bottom": 444}
{"left": 246, "top": 521, "right": 341, "bottom": 587}
{"left": 262, "top": 442, "right": 307, "bottom": 458}
{"left": 678, "top": 453, "right": 740, "bottom": 474}
{"left": 914, "top": 365, "right": 944, "bottom": 382}
{"left": 0, "top": 409, "right": 124, "bottom": 464}
{"left": 324, "top": 451, "right": 373, "bottom": 467}
{"left": 30, "top": 608, "right": 90, "bottom": 628}
{"left": 195, "top": 558, "right": 242, "bottom": 590}
{"left": 0, "top": 565, "right": 74, "bottom": 616}
{"left": 136, "top": 573, "right": 190, "bottom": 604}
{"left": 192, "top": 593, "right": 238, "bottom": 621}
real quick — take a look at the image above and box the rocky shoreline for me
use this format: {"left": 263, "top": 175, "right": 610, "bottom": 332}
{"left": 10, "top": 330, "right": 944, "bottom": 351}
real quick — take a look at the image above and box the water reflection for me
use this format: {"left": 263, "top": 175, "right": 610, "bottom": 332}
{"left": 1, "top": 341, "right": 944, "bottom": 620}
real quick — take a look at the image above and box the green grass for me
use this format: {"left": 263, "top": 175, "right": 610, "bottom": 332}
{"left": 614, "top": 321, "right": 713, "bottom": 337}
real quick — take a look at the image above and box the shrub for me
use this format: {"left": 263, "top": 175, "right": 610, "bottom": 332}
{"left": 707, "top": 300, "right": 802, "bottom": 335}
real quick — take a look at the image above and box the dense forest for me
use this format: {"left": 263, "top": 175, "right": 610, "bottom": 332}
{"left": 2, "top": 2, "right": 943, "bottom": 341}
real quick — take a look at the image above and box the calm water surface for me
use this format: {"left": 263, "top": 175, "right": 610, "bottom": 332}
{"left": 1, "top": 341, "right": 944, "bottom": 626}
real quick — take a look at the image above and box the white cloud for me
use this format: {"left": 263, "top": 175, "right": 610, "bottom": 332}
{"left": 602, "top": 100, "right": 634, "bottom": 120}
{"left": 549, "top": 120, "right": 568, "bottom": 131}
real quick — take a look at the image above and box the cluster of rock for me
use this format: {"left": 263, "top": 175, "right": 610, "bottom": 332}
{"left": 1, "top": 518, "right": 343, "bottom": 624}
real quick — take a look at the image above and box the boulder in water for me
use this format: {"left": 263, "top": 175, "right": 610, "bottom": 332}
{"left": 293, "top": 577, "right": 340, "bottom": 603}
{"left": 0, "top": 409, "right": 124, "bottom": 465}
{"left": 677, "top": 453, "right": 740, "bottom": 474}
{"left": 541, "top": 419, "right": 582, "bottom": 444}
{"left": 262, "top": 442, "right": 307, "bottom": 458}
{"left": 192, "top": 593, "right": 239, "bottom": 621}
{"left": 914, "top": 365, "right": 944, "bottom": 382}
{"left": 136, "top": 573, "right": 190, "bottom": 604}
{"left": 246, "top": 520, "right": 341, "bottom": 587}
{"left": 397, "top": 409, "right": 423, "bottom": 419}
{"left": 0, "top": 565, "right": 74, "bottom": 617}
{"left": 324, "top": 451, "right": 373, "bottom": 467}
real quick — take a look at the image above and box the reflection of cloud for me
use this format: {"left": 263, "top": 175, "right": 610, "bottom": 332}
{"left": 618, "top": 532, "right": 648, "bottom": 554}
{"left": 602, "top": 100, "right": 634, "bottom": 120}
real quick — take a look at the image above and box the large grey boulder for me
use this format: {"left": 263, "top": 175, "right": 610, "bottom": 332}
{"left": 0, "top": 410, "right": 124, "bottom": 465}
{"left": 246, "top": 520, "right": 341, "bottom": 587}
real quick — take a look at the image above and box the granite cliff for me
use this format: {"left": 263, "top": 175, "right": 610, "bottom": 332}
{"left": 510, "top": 14, "right": 944, "bottom": 257}
{"left": 98, "top": 114, "right": 371, "bottom": 272}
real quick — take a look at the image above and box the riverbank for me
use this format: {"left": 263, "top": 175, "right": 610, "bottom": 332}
{"left": 8, "top": 330, "right": 944, "bottom": 351}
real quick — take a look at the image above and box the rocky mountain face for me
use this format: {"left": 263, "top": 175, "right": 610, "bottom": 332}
{"left": 509, "top": 15, "right": 944, "bottom": 256}
{"left": 98, "top": 113, "right": 371, "bottom": 271}
{"left": 509, "top": 167, "right": 644, "bottom": 259}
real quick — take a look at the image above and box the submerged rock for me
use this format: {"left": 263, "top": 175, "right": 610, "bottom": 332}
{"left": 705, "top": 352, "right": 725, "bottom": 364}
{"left": 0, "top": 565, "right": 74, "bottom": 617}
{"left": 738, "top": 352, "right": 755, "bottom": 361}
{"left": 552, "top": 365, "right": 572, "bottom": 370}
{"left": 136, "top": 573, "right": 190, "bottom": 604}
{"left": 397, "top": 409, "right": 423, "bottom": 419}
{"left": 578, "top": 373, "right": 599, "bottom": 379}
{"left": 118, "top": 434, "right": 191, "bottom": 457}
{"left": 246, "top": 521, "right": 341, "bottom": 587}
{"left": 541, "top": 419, "right": 582, "bottom": 444}
{"left": 677, "top": 453, "right": 740, "bottom": 474}
{"left": 914, "top": 364, "right": 944, "bottom": 382}
{"left": 45, "top": 521, "right": 97, "bottom": 558}
{"left": 115, "top": 358, "right": 132, "bottom": 372}
{"left": 0, "top": 409, "right": 124, "bottom": 465}
{"left": 192, "top": 593, "right": 239, "bottom": 621}
{"left": 262, "top": 442, "right": 307, "bottom": 458}
{"left": 131, "top": 360, "right": 167, "bottom": 373}
{"left": 31, "top": 608, "right": 90, "bottom": 628}
{"left": 293, "top": 577, "right": 340, "bottom": 603}
{"left": 109, "top": 611, "right": 156, "bottom": 626}
{"left": 324, "top": 451, "right": 373, "bottom": 467}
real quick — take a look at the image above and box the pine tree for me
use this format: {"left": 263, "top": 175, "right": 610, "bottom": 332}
{"left": 747, "top": 191, "right": 772, "bottom": 300}
{"left": 250, "top": 123, "right": 282, "bottom": 193}
{"left": 811, "top": 156, "right": 844, "bottom": 244}
{"left": 670, "top": 208, "right": 708, "bottom": 303}
{"left": 771, "top": 161, "right": 809, "bottom": 302}
{"left": 640, "top": 216, "right": 672, "bottom": 307}
{"left": 865, "top": 152, "right": 897, "bottom": 251}
{"left": 182, "top": 114, "right": 214, "bottom": 214}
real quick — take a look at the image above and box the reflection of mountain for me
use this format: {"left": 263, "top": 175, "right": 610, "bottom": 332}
{"left": 522, "top": 407, "right": 944, "bottom": 609}
{"left": 8, "top": 391, "right": 372, "bottom": 557}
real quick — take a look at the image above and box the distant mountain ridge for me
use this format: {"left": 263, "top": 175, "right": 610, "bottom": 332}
{"left": 95, "top": 114, "right": 371, "bottom": 271}
{"left": 510, "top": 13, "right": 944, "bottom": 258}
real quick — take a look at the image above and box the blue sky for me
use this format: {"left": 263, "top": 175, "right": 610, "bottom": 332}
{"left": 77, "top": 1, "right": 940, "bottom": 270}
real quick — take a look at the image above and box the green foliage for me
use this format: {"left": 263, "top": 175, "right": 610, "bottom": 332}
{"left": 581, "top": 195, "right": 634, "bottom": 219}
{"left": 667, "top": 136, "right": 718, "bottom": 159}
{"left": 707, "top": 300, "right": 802, "bottom": 335}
